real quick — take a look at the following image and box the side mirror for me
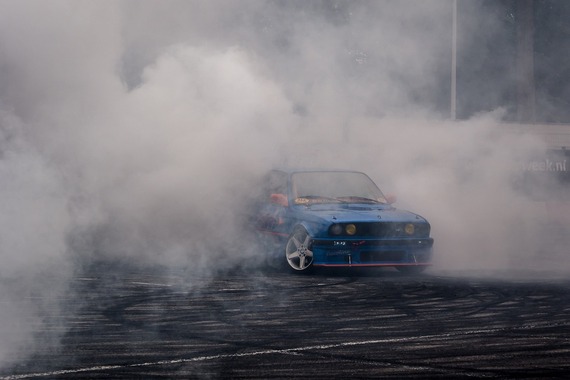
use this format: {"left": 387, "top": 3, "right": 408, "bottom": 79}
{"left": 385, "top": 194, "right": 397, "bottom": 205}
{"left": 270, "top": 193, "right": 289, "bottom": 207}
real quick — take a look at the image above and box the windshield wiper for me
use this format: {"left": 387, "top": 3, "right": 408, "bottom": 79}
{"left": 335, "top": 196, "right": 382, "bottom": 204}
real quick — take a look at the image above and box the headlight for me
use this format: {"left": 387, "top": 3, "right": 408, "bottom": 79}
{"left": 345, "top": 224, "right": 357, "bottom": 235}
{"left": 404, "top": 223, "right": 415, "bottom": 235}
{"left": 330, "top": 224, "right": 343, "bottom": 235}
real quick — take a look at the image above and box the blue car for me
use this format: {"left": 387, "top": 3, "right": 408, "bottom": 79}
{"left": 254, "top": 170, "right": 434, "bottom": 273}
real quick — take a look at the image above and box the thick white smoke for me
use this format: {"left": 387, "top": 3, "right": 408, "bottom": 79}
{"left": 0, "top": 0, "right": 566, "bottom": 368}
{"left": 0, "top": 109, "right": 72, "bottom": 364}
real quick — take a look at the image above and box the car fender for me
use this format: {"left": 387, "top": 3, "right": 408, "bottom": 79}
{"left": 290, "top": 221, "right": 322, "bottom": 238}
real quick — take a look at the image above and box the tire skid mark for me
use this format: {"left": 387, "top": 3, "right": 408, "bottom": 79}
{"left": 4, "top": 269, "right": 570, "bottom": 378}
{"left": 3, "top": 321, "right": 569, "bottom": 380}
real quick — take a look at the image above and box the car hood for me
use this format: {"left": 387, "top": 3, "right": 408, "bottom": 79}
{"left": 294, "top": 203, "right": 427, "bottom": 223}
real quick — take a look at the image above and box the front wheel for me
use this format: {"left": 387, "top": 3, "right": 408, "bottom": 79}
{"left": 285, "top": 228, "right": 314, "bottom": 272}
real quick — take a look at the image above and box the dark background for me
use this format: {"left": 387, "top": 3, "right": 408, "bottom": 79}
{"left": 456, "top": 0, "right": 570, "bottom": 122}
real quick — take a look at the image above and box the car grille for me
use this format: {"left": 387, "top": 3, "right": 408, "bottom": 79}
{"left": 329, "top": 222, "right": 430, "bottom": 238}
{"left": 366, "top": 222, "right": 430, "bottom": 237}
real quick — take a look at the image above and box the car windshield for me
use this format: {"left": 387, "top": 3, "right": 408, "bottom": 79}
{"left": 291, "top": 171, "right": 387, "bottom": 204}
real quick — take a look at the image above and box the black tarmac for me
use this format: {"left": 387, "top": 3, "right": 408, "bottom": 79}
{"left": 2, "top": 262, "right": 570, "bottom": 379}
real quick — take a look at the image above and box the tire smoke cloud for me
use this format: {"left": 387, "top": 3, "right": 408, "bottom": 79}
{"left": 0, "top": 0, "right": 566, "bottom": 368}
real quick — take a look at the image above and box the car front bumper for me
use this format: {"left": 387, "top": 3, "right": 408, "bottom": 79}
{"left": 310, "top": 237, "right": 434, "bottom": 267}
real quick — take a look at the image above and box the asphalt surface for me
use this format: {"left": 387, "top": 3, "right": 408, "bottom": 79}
{"left": 2, "top": 262, "right": 570, "bottom": 379}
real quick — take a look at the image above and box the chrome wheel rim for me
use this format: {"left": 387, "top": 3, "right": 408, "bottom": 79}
{"left": 285, "top": 229, "right": 314, "bottom": 271}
